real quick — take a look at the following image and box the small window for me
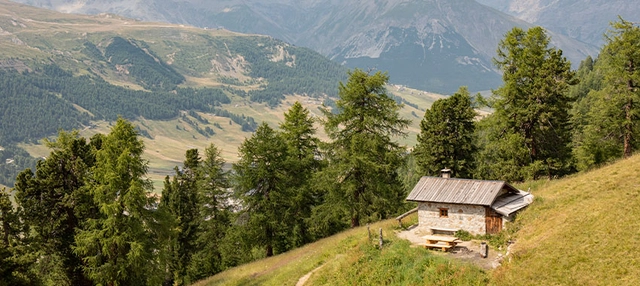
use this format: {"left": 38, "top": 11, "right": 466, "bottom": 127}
{"left": 439, "top": 208, "right": 448, "bottom": 218}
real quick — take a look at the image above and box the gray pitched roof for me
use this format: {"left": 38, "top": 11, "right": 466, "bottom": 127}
{"left": 406, "top": 176, "right": 520, "bottom": 206}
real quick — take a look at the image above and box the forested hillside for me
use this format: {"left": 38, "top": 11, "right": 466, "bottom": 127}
{"left": 0, "top": 64, "right": 233, "bottom": 144}
{"left": 0, "top": 0, "right": 349, "bottom": 186}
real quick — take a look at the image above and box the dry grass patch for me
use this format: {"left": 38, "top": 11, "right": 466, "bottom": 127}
{"left": 492, "top": 155, "right": 640, "bottom": 285}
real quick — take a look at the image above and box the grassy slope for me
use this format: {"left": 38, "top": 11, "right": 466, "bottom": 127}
{"left": 493, "top": 155, "right": 640, "bottom": 285}
{"left": 195, "top": 215, "right": 487, "bottom": 286}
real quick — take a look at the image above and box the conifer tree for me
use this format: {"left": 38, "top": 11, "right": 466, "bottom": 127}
{"left": 414, "top": 86, "right": 477, "bottom": 178}
{"left": 321, "top": 69, "right": 409, "bottom": 227}
{"left": 159, "top": 149, "right": 201, "bottom": 286}
{"left": 74, "top": 118, "right": 160, "bottom": 285}
{"left": 0, "top": 187, "right": 31, "bottom": 286}
{"left": 279, "top": 102, "right": 320, "bottom": 246}
{"left": 233, "top": 123, "right": 290, "bottom": 257}
{"left": 577, "top": 18, "right": 640, "bottom": 166}
{"left": 188, "top": 144, "right": 230, "bottom": 280}
{"left": 13, "top": 131, "right": 98, "bottom": 286}
{"left": 479, "top": 27, "right": 576, "bottom": 180}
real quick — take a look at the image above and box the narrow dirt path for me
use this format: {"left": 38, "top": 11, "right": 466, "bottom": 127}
{"left": 295, "top": 264, "right": 325, "bottom": 286}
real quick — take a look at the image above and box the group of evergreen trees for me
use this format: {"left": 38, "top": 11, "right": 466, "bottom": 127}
{"left": 0, "top": 68, "right": 410, "bottom": 285}
{"left": 415, "top": 19, "right": 640, "bottom": 181}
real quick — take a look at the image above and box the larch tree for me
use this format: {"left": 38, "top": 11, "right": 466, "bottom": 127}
{"left": 73, "top": 118, "right": 160, "bottom": 286}
{"left": 233, "top": 122, "right": 290, "bottom": 257}
{"left": 188, "top": 144, "right": 230, "bottom": 280}
{"left": 279, "top": 101, "right": 321, "bottom": 246}
{"left": 481, "top": 26, "right": 577, "bottom": 180}
{"left": 414, "top": 86, "right": 477, "bottom": 178}
{"left": 159, "top": 149, "right": 201, "bottom": 286}
{"left": 321, "top": 69, "right": 410, "bottom": 227}
{"left": 578, "top": 18, "right": 640, "bottom": 166}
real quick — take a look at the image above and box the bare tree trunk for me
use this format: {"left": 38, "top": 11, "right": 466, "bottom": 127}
{"left": 266, "top": 244, "right": 273, "bottom": 257}
{"left": 351, "top": 213, "right": 360, "bottom": 228}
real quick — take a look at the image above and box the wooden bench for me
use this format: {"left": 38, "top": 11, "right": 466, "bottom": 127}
{"left": 422, "top": 235, "right": 460, "bottom": 252}
{"left": 424, "top": 243, "right": 454, "bottom": 251}
{"left": 430, "top": 227, "right": 459, "bottom": 235}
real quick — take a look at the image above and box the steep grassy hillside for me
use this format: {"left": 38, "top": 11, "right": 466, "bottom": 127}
{"left": 493, "top": 155, "right": 640, "bottom": 285}
{"left": 195, "top": 215, "right": 487, "bottom": 286}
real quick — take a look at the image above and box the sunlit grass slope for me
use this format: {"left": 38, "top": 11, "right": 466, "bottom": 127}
{"left": 195, "top": 215, "right": 487, "bottom": 286}
{"left": 493, "top": 155, "right": 640, "bottom": 285}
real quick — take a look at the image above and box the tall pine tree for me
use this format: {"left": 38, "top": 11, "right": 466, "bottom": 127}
{"left": 188, "top": 144, "right": 231, "bottom": 280}
{"left": 414, "top": 86, "right": 477, "bottom": 178}
{"left": 159, "top": 149, "right": 201, "bottom": 286}
{"left": 576, "top": 18, "right": 640, "bottom": 167}
{"left": 320, "top": 69, "right": 409, "bottom": 227}
{"left": 479, "top": 27, "right": 576, "bottom": 180}
{"left": 74, "top": 118, "right": 160, "bottom": 285}
{"left": 279, "top": 102, "right": 321, "bottom": 246}
{"left": 233, "top": 123, "right": 290, "bottom": 257}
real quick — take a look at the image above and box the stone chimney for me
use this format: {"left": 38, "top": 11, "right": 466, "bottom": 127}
{"left": 440, "top": 168, "right": 451, "bottom": 179}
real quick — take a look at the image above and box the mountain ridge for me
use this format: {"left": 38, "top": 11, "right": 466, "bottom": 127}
{"left": 10, "top": 0, "right": 598, "bottom": 94}
{"left": 476, "top": 0, "right": 640, "bottom": 47}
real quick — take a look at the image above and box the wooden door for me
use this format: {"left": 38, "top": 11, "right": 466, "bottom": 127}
{"left": 485, "top": 208, "right": 502, "bottom": 234}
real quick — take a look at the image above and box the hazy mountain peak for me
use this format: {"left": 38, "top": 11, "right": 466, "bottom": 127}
{"left": 476, "top": 0, "right": 640, "bottom": 47}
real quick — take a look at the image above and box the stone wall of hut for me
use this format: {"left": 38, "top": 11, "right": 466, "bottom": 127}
{"left": 418, "top": 202, "right": 487, "bottom": 235}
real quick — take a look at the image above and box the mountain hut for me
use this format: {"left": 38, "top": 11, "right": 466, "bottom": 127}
{"left": 405, "top": 169, "right": 533, "bottom": 235}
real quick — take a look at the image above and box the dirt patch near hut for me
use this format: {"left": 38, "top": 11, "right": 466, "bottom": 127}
{"left": 396, "top": 224, "right": 503, "bottom": 270}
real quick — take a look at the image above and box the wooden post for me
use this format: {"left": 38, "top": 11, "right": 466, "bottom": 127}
{"left": 379, "top": 228, "right": 383, "bottom": 249}
{"left": 367, "top": 225, "right": 371, "bottom": 242}
{"left": 480, "top": 242, "right": 488, "bottom": 258}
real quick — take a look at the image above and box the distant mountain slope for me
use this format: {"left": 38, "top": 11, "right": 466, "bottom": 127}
{"left": 0, "top": 0, "right": 444, "bottom": 188}
{"left": 476, "top": 0, "right": 640, "bottom": 47}
{"left": 10, "top": 0, "right": 597, "bottom": 94}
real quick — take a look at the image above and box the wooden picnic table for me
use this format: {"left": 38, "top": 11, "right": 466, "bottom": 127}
{"left": 422, "top": 235, "right": 460, "bottom": 251}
